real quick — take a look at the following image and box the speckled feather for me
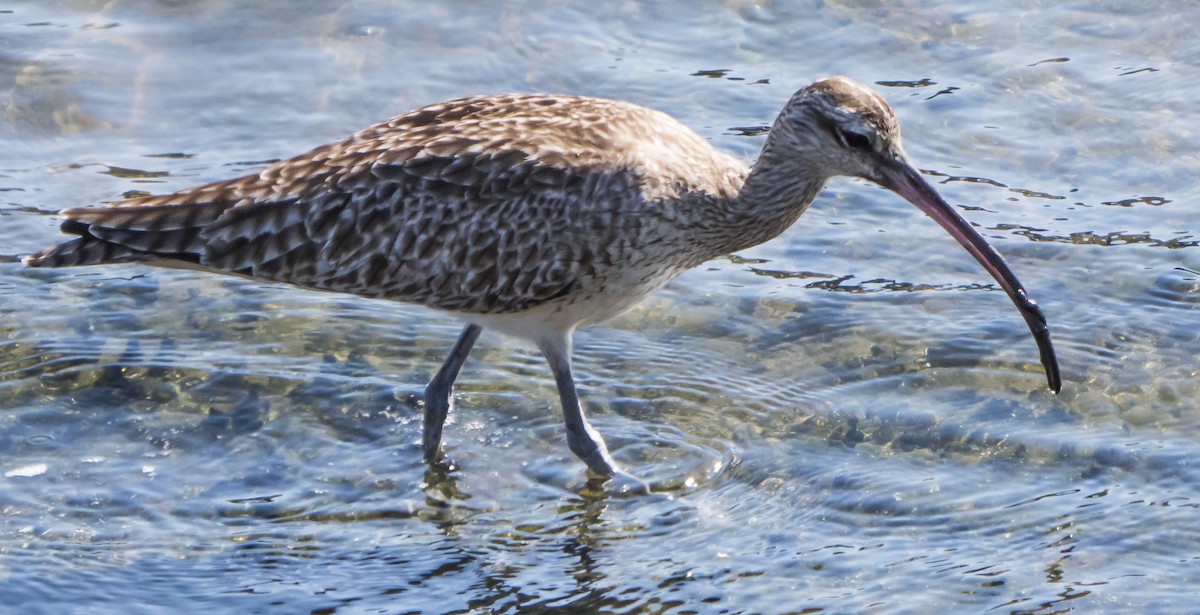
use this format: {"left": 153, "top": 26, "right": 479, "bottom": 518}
{"left": 28, "top": 93, "right": 766, "bottom": 320}
{"left": 25, "top": 80, "right": 912, "bottom": 334}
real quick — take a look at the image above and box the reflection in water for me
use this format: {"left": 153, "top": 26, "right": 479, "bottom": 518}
{"left": 876, "top": 78, "right": 938, "bottom": 88}
{"left": 408, "top": 453, "right": 702, "bottom": 611}
{"left": 1102, "top": 196, "right": 1169, "bottom": 207}
{"left": 925, "top": 168, "right": 1079, "bottom": 206}
{"left": 95, "top": 164, "right": 171, "bottom": 180}
{"left": 1002, "top": 224, "right": 1198, "bottom": 249}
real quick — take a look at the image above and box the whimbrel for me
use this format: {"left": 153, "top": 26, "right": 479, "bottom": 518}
{"left": 25, "top": 77, "right": 1061, "bottom": 479}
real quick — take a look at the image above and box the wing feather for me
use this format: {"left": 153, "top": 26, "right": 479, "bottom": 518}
{"left": 23, "top": 93, "right": 698, "bottom": 315}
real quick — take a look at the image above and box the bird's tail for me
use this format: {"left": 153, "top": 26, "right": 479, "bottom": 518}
{"left": 23, "top": 201, "right": 228, "bottom": 268}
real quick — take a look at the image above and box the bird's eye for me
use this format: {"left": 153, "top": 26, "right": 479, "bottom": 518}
{"left": 836, "top": 127, "right": 872, "bottom": 150}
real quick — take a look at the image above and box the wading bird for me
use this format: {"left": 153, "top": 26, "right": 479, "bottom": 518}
{"left": 26, "top": 77, "right": 1061, "bottom": 480}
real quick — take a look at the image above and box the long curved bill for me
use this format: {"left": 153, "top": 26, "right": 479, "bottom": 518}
{"left": 877, "top": 159, "right": 1062, "bottom": 393}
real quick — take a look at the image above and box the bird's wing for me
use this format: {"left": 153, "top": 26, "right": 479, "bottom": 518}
{"left": 28, "top": 129, "right": 642, "bottom": 315}
{"left": 25, "top": 93, "right": 735, "bottom": 313}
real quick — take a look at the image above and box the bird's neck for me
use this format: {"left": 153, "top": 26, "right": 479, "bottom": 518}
{"left": 710, "top": 138, "right": 827, "bottom": 254}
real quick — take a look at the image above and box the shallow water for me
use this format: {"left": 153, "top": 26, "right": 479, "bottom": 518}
{"left": 2, "top": 1, "right": 1199, "bottom": 613}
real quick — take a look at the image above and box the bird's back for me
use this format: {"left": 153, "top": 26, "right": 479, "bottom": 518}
{"left": 26, "top": 93, "right": 749, "bottom": 318}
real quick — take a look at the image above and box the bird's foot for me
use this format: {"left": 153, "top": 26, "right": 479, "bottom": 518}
{"left": 581, "top": 465, "right": 653, "bottom": 497}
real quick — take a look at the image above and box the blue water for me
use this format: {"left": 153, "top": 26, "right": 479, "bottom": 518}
{"left": 2, "top": 1, "right": 1199, "bottom": 613}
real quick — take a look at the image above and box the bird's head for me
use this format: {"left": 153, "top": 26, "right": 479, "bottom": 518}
{"left": 771, "top": 76, "right": 1062, "bottom": 393}
{"left": 774, "top": 76, "right": 906, "bottom": 183}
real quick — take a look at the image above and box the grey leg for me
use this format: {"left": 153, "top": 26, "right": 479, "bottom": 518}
{"left": 424, "top": 323, "right": 482, "bottom": 461}
{"left": 537, "top": 332, "right": 619, "bottom": 477}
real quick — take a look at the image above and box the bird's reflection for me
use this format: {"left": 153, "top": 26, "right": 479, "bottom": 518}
{"left": 410, "top": 457, "right": 691, "bottom": 608}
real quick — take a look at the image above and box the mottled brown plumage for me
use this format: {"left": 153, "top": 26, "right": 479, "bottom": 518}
{"left": 31, "top": 94, "right": 745, "bottom": 317}
{"left": 25, "top": 77, "right": 1061, "bottom": 482}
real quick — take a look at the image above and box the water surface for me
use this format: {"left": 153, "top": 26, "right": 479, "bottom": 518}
{"left": 2, "top": 1, "right": 1199, "bottom": 613}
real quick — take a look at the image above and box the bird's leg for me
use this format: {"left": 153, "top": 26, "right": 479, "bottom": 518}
{"left": 537, "top": 332, "right": 619, "bottom": 477}
{"left": 423, "top": 323, "right": 482, "bottom": 462}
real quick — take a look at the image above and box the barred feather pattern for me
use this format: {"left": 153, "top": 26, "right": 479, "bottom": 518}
{"left": 27, "top": 94, "right": 753, "bottom": 319}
